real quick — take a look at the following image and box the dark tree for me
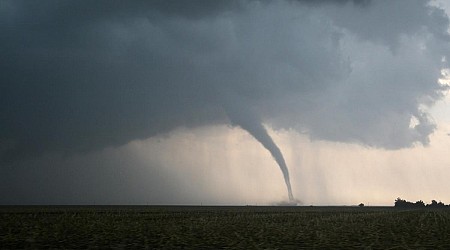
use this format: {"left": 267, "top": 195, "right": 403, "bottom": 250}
{"left": 427, "top": 200, "right": 446, "bottom": 208}
{"left": 395, "top": 198, "right": 448, "bottom": 208}
{"left": 394, "top": 197, "right": 409, "bottom": 208}
{"left": 414, "top": 200, "right": 425, "bottom": 208}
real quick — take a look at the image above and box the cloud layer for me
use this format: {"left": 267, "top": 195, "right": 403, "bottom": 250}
{"left": 1, "top": 0, "right": 449, "bottom": 163}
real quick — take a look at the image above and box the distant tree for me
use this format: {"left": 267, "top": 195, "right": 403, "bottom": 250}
{"left": 414, "top": 200, "right": 425, "bottom": 208}
{"left": 396, "top": 198, "right": 448, "bottom": 208}
{"left": 427, "top": 200, "right": 446, "bottom": 208}
{"left": 358, "top": 203, "right": 364, "bottom": 207}
{"left": 395, "top": 197, "right": 409, "bottom": 208}
{"left": 395, "top": 198, "right": 424, "bottom": 208}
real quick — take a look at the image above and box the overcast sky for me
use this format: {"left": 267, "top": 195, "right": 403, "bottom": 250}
{"left": 1, "top": 0, "right": 450, "bottom": 205}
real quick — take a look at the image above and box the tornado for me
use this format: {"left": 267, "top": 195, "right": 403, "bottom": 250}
{"left": 223, "top": 98, "right": 294, "bottom": 201}
{"left": 239, "top": 120, "right": 295, "bottom": 202}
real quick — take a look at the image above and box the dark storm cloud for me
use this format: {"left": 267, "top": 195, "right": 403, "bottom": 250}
{"left": 1, "top": 0, "right": 449, "bottom": 164}
{"left": 1, "top": 0, "right": 239, "bottom": 162}
{"left": 294, "top": 0, "right": 369, "bottom": 6}
{"left": 324, "top": 0, "right": 450, "bottom": 50}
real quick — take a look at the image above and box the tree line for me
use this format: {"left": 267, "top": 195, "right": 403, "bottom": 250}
{"left": 394, "top": 198, "right": 449, "bottom": 208}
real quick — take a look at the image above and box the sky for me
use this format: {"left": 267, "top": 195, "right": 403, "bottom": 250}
{"left": 1, "top": 0, "right": 450, "bottom": 205}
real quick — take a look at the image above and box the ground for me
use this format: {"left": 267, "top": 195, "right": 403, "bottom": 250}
{"left": 1, "top": 206, "right": 450, "bottom": 248}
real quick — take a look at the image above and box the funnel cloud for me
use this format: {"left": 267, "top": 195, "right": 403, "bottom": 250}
{"left": 223, "top": 94, "right": 294, "bottom": 200}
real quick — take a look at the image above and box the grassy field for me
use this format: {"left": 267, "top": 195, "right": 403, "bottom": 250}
{"left": 1, "top": 206, "right": 450, "bottom": 249}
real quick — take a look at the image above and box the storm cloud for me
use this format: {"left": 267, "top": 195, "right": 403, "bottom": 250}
{"left": 1, "top": 0, "right": 449, "bottom": 163}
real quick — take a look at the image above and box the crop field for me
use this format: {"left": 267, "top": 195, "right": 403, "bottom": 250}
{"left": 1, "top": 206, "right": 450, "bottom": 249}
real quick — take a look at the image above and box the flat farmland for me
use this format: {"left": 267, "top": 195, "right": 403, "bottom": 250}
{"left": 1, "top": 206, "right": 450, "bottom": 249}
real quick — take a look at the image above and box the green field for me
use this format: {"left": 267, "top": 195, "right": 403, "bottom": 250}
{"left": 1, "top": 206, "right": 450, "bottom": 249}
